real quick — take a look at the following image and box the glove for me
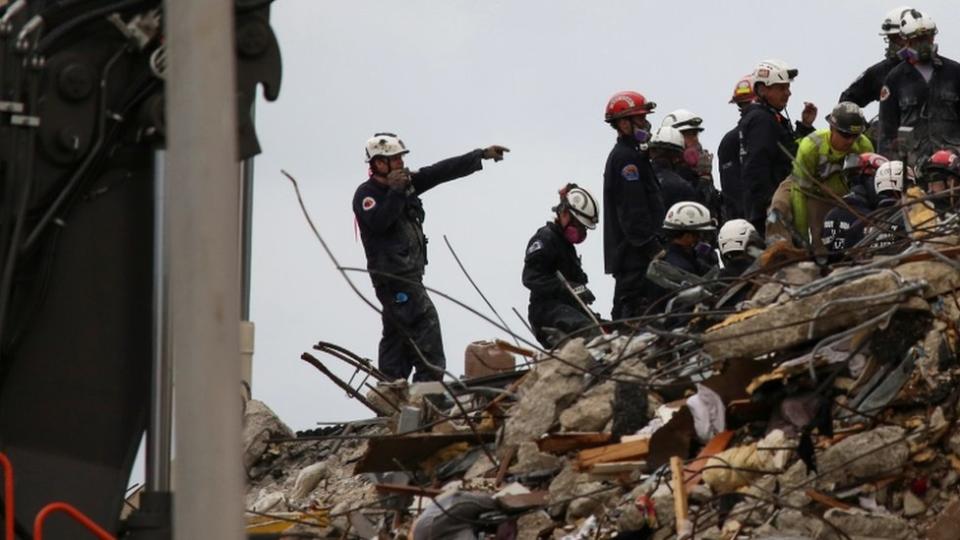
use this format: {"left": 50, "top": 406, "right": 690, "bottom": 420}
{"left": 482, "top": 145, "right": 510, "bottom": 162}
{"left": 386, "top": 168, "right": 411, "bottom": 190}
{"left": 571, "top": 284, "right": 596, "bottom": 305}
{"left": 697, "top": 149, "right": 714, "bottom": 178}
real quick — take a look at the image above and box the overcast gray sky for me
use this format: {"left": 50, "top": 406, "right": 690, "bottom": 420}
{"left": 249, "top": 0, "right": 960, "bottom": 431}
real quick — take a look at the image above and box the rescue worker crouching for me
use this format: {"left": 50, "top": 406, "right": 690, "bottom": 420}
{"left": 352, "top": 133, "right": 509, "bottom": 382}
{"left": 718, "top": 219, "right": 764, "bottom": 280}
{"left": 788, "top": 102, "right": 874, "bottom": 248}
{"left": 602, "top": 90, "right": 665, "bottom": 320}
{"left": 523, "top": 184, "right": 602, "bottom": 348}
{"left": 645, "top": 201, "right": 718, "bottom": 316}
{"left": 820, "top": 153, "right": 890, "bottom": 255}
{"left": 918, "top": 148, "right": 960, "bottom": 218}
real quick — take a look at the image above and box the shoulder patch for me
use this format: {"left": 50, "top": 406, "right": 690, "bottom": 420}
{"left": 621, "top": 164, "right": 640, "bottom": 181}
{"left": 879, "top": 85, "right": 890, "bottom": 102}
{"left": 526, "top": 239, "right": 543, "bottom": 255}
{"left": 362, "top": 196, "right": 377, "bottom": 211}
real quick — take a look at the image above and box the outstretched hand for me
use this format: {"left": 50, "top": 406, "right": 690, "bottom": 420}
{"left": 482, "top": 145, "right": 510, "bottom": 162}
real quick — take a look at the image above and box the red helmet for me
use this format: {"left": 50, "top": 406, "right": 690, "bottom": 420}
{"left": 729, "top": 74, "right": 756, "bottom": 104}
{"left": 605, "top": 91, "right": 655, "bottom": 123}
{"left": 857, "top": 152, "right": 889, "bottom": 177}
{"left": 923, "top": 149, "right": 960, "bottom": 177}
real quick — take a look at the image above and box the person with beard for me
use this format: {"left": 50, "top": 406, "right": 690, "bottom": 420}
{"left": 839, "top": 7, "right": 911, "bottom": 107}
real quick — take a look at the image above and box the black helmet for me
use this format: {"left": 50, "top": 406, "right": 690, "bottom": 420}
{"left": 826, "top": 102, "right": 867, "bottom": 136}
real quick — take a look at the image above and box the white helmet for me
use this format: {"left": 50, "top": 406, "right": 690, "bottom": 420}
{"left": 874, "top": 160, "right": 913, "bottom": 194}
{"left": 752, "top": 59, "right": 798, "bottom": 87}
{"left": 364, "top": 132, "right": 409, "bottom": 162}
{"left": 559, "top": 184, "right": 599, "bottom": 229}
{"left": 663, "top": 201, "right": 716, "bottom": 231}
{"left": 661, "top": 109, "right": 704, "bottom": 133}
{"left": 899, "top": 8, "right": 936, "bottom": 38}
{"left": 880, "top": 6, "right": 912, "bottom": 35}
{"left": 718, "top": 219, "right": 759, "bottom": 256}
{"left": 648, "top": 126, "right": 685, "bottom": 152}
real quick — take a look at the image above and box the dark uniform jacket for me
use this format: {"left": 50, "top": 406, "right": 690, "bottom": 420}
{"left": 840, "top": 57, "right": 901, "bottom": 107}
{"left": 603, "top": 136, "right": 664, "bottom": 275}
{"left": 352, "top": 150, "right": 483, "bottom": 287}
{"left": 738, "top": 103, "right": 814, "bottom": 229}
{"left": 522, "top": 222, "right": 589, "bottom": 309}
{"left": 718, "top": 126, "right": 744, "bottom": 220}
{"left": 879, "top": 55, "right": 960, "bottom": 157}
{"left": 654, "top": 162, "right": 697, "bottom": 213}
{"left": 821, "top": 188, "right": 873, "bottom": 253}
{"left": 662, "top": 242, "right": 713, "bottom": 277}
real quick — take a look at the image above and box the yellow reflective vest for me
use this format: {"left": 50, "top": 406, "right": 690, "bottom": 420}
{"left": 789, "top": 128, "right": 874, "bottom": 236}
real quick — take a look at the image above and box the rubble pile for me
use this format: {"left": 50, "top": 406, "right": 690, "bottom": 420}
{"left": 244, "top": 248, "right": 960, "bottom": 539}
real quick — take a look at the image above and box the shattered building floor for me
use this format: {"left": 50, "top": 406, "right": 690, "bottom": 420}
{"left": 242, "top": 240, "right": 960, "bottom": 539}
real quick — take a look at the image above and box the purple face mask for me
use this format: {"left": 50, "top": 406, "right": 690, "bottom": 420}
{"left": 563, "top": 224, "right": 586, "bottom": 244}
{"left": 633, "top": 128, "right": 651, "bottom": 143}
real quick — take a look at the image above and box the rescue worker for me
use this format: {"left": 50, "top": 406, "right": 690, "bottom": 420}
{"left": 662, "top": 109, "right": 721, "bottom": 219}
{"left": 879, "top": 9, "right": 960, "bottom": 162}
{"left": 719, "top": 75, "right": 755, "bottom": 221}
{"left": 865, "top": 160, "right": 910, "bottom": 251}
{"left": 602, "top": 91, "right": 665, "bottom": 320}
{"left": 919, "top": 148, "right": 960, "bottom": 215}
{"left": 653, "top": 201, "right": 717, "bottom": 278}
{"left": 717, "top": 219, "right": 764, "bottom": 279}
{"left": 353, "top": 133, "right": 509, "bottom": 381}
{"left": 789, "top": 102, "right": 874, "bottom": 246}
{"left": 645, "top": 201, "right": 717, "bottom": 316}
{"left": 648, "top": 126, "right": 697, "bottom": 212}
{"left": 821, "top": 153, "right": 890, "bottom": 254}
{"left": 739, "top": 59, "right": 817, "bottom": 235}
{"left": 522, "top": 184, "right": 601, "bottom": 348}
{"left": 839, "top": 7, "right": 911, "bottom": 106}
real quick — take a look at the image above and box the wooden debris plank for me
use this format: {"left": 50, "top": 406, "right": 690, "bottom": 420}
{"left": 536, "top": 432, "right": 612, "bottom": 454}
{"left": 494, "top": 445, "right": 518, "bottom": 486}
{"left": 670, "top": 457, "right": 691, "bottom": 539}
{"left": 805, "top": 489, "right": 852, "bottom": 510}
{"left": 575, "top": 438, "right": 649, "bottom": 470}
{"left": 587, "top": 461, "right": 646, "bottom": 475}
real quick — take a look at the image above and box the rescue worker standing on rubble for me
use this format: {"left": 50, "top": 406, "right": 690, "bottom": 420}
{"left": 719, "top": 75, "right": 756, "bottom": 221}
{"left": 821, "top": 153, "right": 891, "bottom": 254}
{"left": 649, "top": 126, "right": 697, "bottom": 212}
{"left": 739, "top": 59, "right": 817, "bottom": 235}
{"left": 353, "top": 133, "right": 509, "bottom": 382}
{"left": 662, "top": 109, "right": 721, "bottom": 218}
{"left": 879, "top": 9, "right": 960, "bottom": 162}
{"left": 839, "top": 7, "right": 911, "bottom": 107}
{"left": 602, "top": 91, "right": 665, "bottom": 320}
{"left": 786, "top": 102, "right": 874, "bottom": 247}
{"left": 522, "top": 184, "right": 602, "bottom": 348}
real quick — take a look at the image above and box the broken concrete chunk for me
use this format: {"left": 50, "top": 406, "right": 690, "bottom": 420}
{"left": 242, "top": 400, "right": 294, "bottom": 470}
{"left": 516, "top": 510, "right": 554, "bottom": 540}
{"left": 503, "top": 339, "right": 591, "bottom": 446}
{"left": 903, "top": 490, "right": 926, "bottom": 518}
{"left": 818, "top": 426, "right": 909, "bottom": 487}
{"left": 251, "top": 489, "right": 286, "bottom": 513}
{"left": 559, "top": 381, "right": 614, "bottom": 433}
{"left": 510, "top": 441, "right": 563, "bottom": 475}
{"left": 290, "top": 461, "right": 328, "bottom": 501}
{"left": 822, "top": 508, "right": 914, "bottom": 539}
